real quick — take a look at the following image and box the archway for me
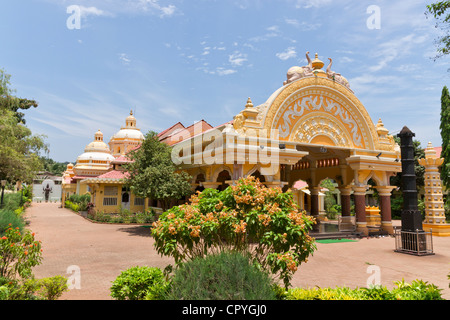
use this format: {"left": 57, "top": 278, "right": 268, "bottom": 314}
{"left": 217, "top": 170, "right": 231, "bottom": 191}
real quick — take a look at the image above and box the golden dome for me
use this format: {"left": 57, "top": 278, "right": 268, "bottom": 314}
{"left": 110, "top": 110, "right": 144, "bottom": 142}
{"left": 84, "top": 130, "right": 111, "bottom": 154}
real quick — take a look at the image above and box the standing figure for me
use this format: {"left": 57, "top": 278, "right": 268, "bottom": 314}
{"left": 43, "top": 183, "right": 53, "bottom": 202}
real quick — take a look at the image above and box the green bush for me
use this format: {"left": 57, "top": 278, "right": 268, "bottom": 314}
{"left": 110, "top": 266, "right": 170, "bottom": 300}
{"left": 152, "top": 176, "right": 316, "bottom": 288}
{"left": 35, "top": 275, "right": 68, "bottom": 300}
{"left": 326, "top": 204, "right": 341, "bottom": 220}
{"left": 0, "top": 226, "right": 42, "bottom": 280}
{"left": 1, "top": 275, "right": 68, "bottom": 300}
{"left": 68, "top": 194, "right": 91, "bottom": 211}
{"left": 64, "top": 200, "right": 79, "bottom": 212}
{"left": 281, "top": 279, "right": 443, "bottom": 300}
{"left": 0, "top": 210, "right": 25, "bottom": 236}
{"left": 167, "top": 251, "right": 276, "bottom": 300}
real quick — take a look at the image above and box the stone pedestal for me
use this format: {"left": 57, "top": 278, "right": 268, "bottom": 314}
{"left": 365, "top": 206, "right": 381, "bottom": 227}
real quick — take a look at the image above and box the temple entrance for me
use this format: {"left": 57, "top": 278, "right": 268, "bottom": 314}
{"left": 173, "top": 53, "right": 402, "bottom": 236}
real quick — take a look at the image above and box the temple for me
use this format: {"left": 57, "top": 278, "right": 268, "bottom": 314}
{"left": 62, "top": 52, "right": 403, "bottom": 236}
{"left": 163, "top": 52, "right": 402, "bottom": 236}
{"left": 62, "top": 111, "right": 146, "bottom": 213}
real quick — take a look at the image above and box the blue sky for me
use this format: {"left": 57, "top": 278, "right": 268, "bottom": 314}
{"left": 1, "top": 0, "right": 449, "bottom": 162}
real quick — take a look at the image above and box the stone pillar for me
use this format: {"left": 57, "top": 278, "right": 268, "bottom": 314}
{"left": 310, "top": 187, "right": 321, "bottom": 217}
{"left": 353, "top": 185, "right": 368, "bottom": 236}
{"left": 374, "top": 186, "right": 396, "bottom": 235}
{"left": 339, "top": 186, "right": 352, "bottom": 217}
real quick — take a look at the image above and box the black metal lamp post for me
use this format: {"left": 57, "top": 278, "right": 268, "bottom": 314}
{"left": 395, "top": 126, "right": 433, "bottom": 256}
{"left": 397, "top": 126, "right": 423, "bottom": 232}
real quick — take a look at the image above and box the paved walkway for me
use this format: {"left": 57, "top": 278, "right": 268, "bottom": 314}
{"left": 26, "top": 202, "right": 450, "bottom": 300}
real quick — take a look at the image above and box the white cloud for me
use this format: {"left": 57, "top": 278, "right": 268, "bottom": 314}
{"left": 79, "top": 6, "right": 111, "bottom": 17}
{"left": 295, "top": 0, "right": 332, "bottom": 9}
{"left": 137, "top": 0, "right": 177, "bottom": 17}
{"left": 284, "top": 18, "right": 321, "bottom": 31}
{"left": 229, "top": 52, "right": 248, "bottom": 66}
{"left": 249, "top": 25, "right": 282, "bottom": 42}
{"left": 368, "top": 33, "right": 428, "bottom": 72}
{"left": 216, "top": 68, "right": 237, "bottom": 76}
{"left": 276, "top": 47, "right": 297, "bottom": 60}
{"left": 119, "top": 53, "right": 131, "bottom": 65}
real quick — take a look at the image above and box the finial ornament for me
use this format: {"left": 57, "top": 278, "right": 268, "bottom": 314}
{"left": 245, "top": 97, "right": 253, "bottom": 108}
{"left": 311, "top": 53, "right": 324, "bottom": 70}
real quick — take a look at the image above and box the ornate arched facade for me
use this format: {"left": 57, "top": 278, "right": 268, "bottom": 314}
{"left": 162, "top": 53, "right": 402, "bottom": 235}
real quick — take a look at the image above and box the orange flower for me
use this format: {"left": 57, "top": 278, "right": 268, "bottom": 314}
{"left": 24, "top": 251, "right": 28, "bottom": 255}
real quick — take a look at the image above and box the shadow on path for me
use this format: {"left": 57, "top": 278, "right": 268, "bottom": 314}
{"left": 117, "top": 225, "right": 153, "bottom": 238}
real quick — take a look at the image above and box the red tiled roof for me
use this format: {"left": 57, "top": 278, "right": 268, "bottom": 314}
{"left": 158, "top": 122, "right": 185, "bottom": 139}
{"left": 97, "top": 170, "right": 129, "bottom": 180}
{"left": 113, "top": 155, "right": 131, "bottom": 163}
{"left": 160, "top": 120, "right": 214, "bottom": 146}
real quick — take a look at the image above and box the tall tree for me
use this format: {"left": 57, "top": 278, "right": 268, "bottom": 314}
{"left": 441, "top": 86, "right": 450, "bottom": 189}
{"left": 0, "top": 69, "right": 38, "bottom": 124}
{"left": 426, "top": 1, "right": 450, "bottom": 60}
{"left": 124, "top": 131, "right": 192, "bottom": 211}
{"left": 0, "top": 69, "right": 47, "bottom": 184}
{"left": 0, "top": 109, "right": 47, "bottom": 184}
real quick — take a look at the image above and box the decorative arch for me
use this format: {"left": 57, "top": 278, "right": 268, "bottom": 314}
{"left": 245, "top": 165, "right": 267, "bottom": 183}
{"left": 212, "top": 165, "right": 232, "bottom": 182}
{"left": 290, "top": 112, "right": 353, "bottom": 148}
{"left": 261, "top": 77, "right": 378, "bottom": 150}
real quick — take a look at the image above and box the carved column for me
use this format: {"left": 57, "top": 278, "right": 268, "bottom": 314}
{"left": 352, "top": 185, "right": 368, "bottom": 236}
{"left": 339, "top": 186, "right": 352, "bottom": 217}
{"left": 374, "top": 186, "right": 396, "bottom": 235}
{"left": 310, "top": 187, "right": 321, "bottom": 217}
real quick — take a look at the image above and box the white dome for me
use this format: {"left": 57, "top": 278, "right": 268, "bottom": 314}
{"left": 77, "top": 152, "right": 115, "bottom": 162}
{"left": 113, "top": 129, "right": 145, "bottom": 140}
{"left": 84, "top": 141, "right": 111, "bottom": 153}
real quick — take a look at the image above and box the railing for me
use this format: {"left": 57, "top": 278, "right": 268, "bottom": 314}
{"left": 394, "top": 227, "right": 434, "bottom": 256}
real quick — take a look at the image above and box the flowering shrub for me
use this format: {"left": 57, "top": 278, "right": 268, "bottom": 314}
{"left": 280, "top": 279, "right": 443, "bottom": 300}
{"left": 110, "top": 266, "right": 170, "bottom": 300}
{"left": 151, "top": 176, "right": 316, "bottom": 287}
{"left": 0, "top": 224, "right": 43, "bottom": 280}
